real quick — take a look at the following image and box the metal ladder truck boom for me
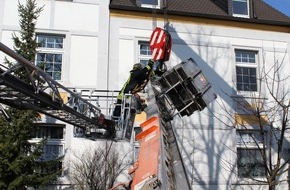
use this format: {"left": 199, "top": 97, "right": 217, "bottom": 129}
{"left": 0, "top": 42, "right": 115, "bottom": 138}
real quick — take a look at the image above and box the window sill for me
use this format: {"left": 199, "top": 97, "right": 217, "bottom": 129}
{"left": 233, "top": 178, "right": 267, "bottom": 185}
{"left": 231, "top": 93, "right": 266, "bottom": 100}
{"left": 140, "top": 4, "right": 161, "bottom": 9}
{"left": 232, "top": 14, "right": 250, "bottom": 19}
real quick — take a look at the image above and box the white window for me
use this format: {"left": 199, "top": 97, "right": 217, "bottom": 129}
{"left": 138, "top": 41, "right": 151, "bottom": 67}
{"left": 236, "top": 130, "right": 266, "bottom": 178}
{"left": 42, "top": 144, "right": 63, "bottom": 175}
{"left": 36, "top": 34, "right": 64, "bottom": 80}
{"left": 235, "top": 50, "right": 258, "bottom": 92}
{"left": 44, "top": 144, "right": 64, "bottom": 160}
{"left": 236, "top": 130, "right": 264, "bottom": 145}
{"left": 32, "top": 124, "right": 64, "bottom": 140}
{"left": 140, "top": 0, "right": 160, "bottom": 8}
{"left": 232, "top": 0, "right": 249, "bottom": 18}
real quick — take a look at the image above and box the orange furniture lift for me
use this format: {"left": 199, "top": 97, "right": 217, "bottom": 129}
{"left": 131, "top": 116, "right": 161, "bottom": 189}
{"left": 108, "top": 116, "right": 163, "bottom": 190}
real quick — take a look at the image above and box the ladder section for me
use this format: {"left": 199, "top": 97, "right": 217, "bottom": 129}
{"left": 127, "top": 58, "right": 216, "bottom": 190}
{"left": 0, "top": 42, "right": 115, "bottom": 138}
{"left": 160, "top": 118, "right": 191, "bottom": 190}
{"left": 127, "top": 82, "right": 191, "bottom": 190}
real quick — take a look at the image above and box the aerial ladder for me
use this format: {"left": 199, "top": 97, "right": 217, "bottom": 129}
{"left": 0, "top": 42, "right": 116, "bottom": 138}
{"left": 0, "top": 26, "right": 216, "bottom": 190}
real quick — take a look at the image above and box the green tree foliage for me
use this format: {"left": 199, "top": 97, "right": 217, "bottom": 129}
{"left": 0, "top": 0, "right": 62, "bottom": 189}
{"left": 13, "top": 0, "right": 42, "bottom": 61}
{"left": 0, "top": 109, "right": 61, "bottom": 189}
{"left": 7, "top": 0, "right": 43, "bottom": 80}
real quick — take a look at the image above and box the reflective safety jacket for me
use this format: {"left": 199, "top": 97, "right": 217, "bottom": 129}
{"left": 117, "top": 64, "right": 152, "bottom": 100}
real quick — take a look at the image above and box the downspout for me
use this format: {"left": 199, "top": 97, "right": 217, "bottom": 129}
{"left": 0, "top": 0, "right": 5, "bottom": 41}
{"left": 107, "top": 3, "right": 111, "bottom": 115}
{"left": 251, "top": 0, "right": 257, "bottom": 19}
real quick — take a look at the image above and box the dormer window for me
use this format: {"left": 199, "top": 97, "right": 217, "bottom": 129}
{"left": 232, "top": 0, "right": 249, "bottom": 18}
{"left": 140, "top": 0, "right": 160, "bottom": 9}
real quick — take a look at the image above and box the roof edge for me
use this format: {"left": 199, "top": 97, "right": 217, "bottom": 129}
{"left": 109, "top": 5, "right": 290, "bottom": 28}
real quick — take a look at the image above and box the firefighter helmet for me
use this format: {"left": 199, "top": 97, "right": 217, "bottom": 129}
{"left": 133, "top": 63, "right": 142, "bottom": 70}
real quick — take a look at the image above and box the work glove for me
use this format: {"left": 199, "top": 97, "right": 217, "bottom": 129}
{"left": 148, "top": 59, "right": 155, "bottom": 68}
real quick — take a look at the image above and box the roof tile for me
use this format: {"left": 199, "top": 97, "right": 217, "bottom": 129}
{"left": 110, "top": 0, "right": 290, "bottom": 26}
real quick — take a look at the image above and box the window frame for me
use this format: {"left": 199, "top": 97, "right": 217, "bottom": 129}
{"left": 137, "top": 41, "right": 151, "bottom": 67}
{"left": 29, "top": 124, "right": 65, "bottom": 175}
{"left": 232, "top": 0, "right": 250, "bottom": 18}
{"left": 42, "top": 143, "right": 64, "bottom": 176}
{"left": 236, "top": 130, "right": 265, "bottom": 148}
{"left": 235, "top": 49, "right": 259, "bottom": 94}
{"left": 140, "top": 0, "right": 161, "bottom": 9}
{"left": 36, "top": 34, "right": 65, "bottom": 81}
{"left": 32, "top": 124, "right": 65, "bottom": 140}
{"left": 43, "top": 143, "right": 64, "bottom": 160}
{"left": 236, "top": 130, "right": 267, "bottom": 178}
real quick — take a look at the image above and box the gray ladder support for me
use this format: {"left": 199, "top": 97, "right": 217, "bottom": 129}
{"left": 144, "top": 81, "right": 191, "bottom": 190}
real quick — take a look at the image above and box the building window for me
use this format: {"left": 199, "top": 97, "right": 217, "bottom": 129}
{"left": 44, "top": 144, "right": 64, "bottom": 160}
{"left": 30, "top": 124, "right": 64, "bottom": 175}
{"left": 235, "top": 50, "right": 258, "bottom": 92}
{"left": 236, "top": 130, "right": 264, "bottom": 145}
{"left": 36, "top": 34, "right": 64, "bottom": 80}
{"left": 138, "top": 41, "right": 151, "bottom": 67}
{"left": 232, "top": 0, "right": 249, "bottom": 18}
{"left": 237, "top": 148, "right": 265, "bottom": 177}
{"left": 140, "top": 0, "right": 160, "bottom": 8}
{"left": 37, "top": 35, "right": 63, "bottom": 49}
{"left": 41, "top": 160, "right": 63, "bottom": 176}
{"left": 236, "top": 130, "right": 266, "bottom": 178}
{"left": 32, "top": 124, "right": 64, "bottom": 139}
{"left": 42, "top": 144, "right": 63, "bottom": 175}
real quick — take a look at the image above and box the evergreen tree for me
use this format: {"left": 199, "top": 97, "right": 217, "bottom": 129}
{"left": 0, "top": 0, "right": 62, "bottom": 189}
{"left": 0, "top": 108, "right": 61, "bottom": 189}
{"left": 12, "top": 0, "right": 42, "bottom": 80}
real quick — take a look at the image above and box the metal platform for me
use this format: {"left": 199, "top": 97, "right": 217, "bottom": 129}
{"left": 155, "top": 58, "right": 217, "bottom": 118}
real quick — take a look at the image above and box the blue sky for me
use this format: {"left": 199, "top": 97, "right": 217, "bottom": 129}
{"left": 264, "top": 0, "right": 290, "bottom": 17}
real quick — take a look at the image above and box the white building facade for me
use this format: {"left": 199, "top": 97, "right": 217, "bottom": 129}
{"left": 1, "top": 0, "right": 290, "bottom": 189}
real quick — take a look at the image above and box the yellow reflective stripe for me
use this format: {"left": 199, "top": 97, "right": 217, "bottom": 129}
{"left": 117, "top": 73, "right": 132, "bottom": 100}
{"left": 117, "top": 93, "right": 123, "bottom": 100}
{"left": 132, "top": 84, "right": 140, "bottom": 92}
{"left": 146, "top": 65, "right": 151, "bottom": 70}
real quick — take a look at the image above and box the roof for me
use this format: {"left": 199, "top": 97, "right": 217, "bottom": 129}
{"left": 109, "top": 0, "right": 290, "bottom": 27}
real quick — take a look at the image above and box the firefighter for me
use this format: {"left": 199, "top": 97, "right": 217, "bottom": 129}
{"left": 113, "top": 59, "right": 155, "bottom": 118}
